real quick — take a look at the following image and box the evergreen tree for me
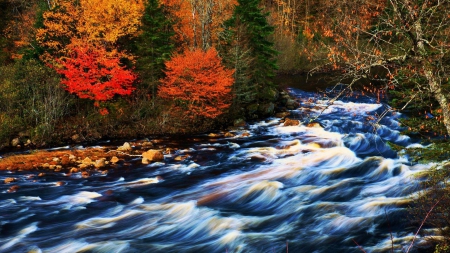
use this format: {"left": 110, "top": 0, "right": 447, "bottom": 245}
{"left": 132, "top": 0, "right": 175, "bottom": 99}
{"left": 224, "top": 0, "right": 278, "bottom": 102}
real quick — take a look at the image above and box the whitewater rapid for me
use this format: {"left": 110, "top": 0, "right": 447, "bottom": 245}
{"left": 0, "top": 88, "right": 433, "bottom": 252}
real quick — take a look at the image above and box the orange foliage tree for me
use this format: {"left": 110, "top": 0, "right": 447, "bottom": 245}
{"left": 54, "top": 44, "right": 136, "bottom": 101}
{"left": 158, "top": 48, "right": 234, "bottom": 118}
{"left": 163, "top": 0, "right": 236, "bottom": 49}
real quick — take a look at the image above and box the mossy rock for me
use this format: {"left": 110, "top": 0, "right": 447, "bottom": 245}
{"left": 258, "top": 103, "right": 275, "bottom": 116}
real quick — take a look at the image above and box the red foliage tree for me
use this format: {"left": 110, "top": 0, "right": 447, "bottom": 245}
{"left": 54, "top": 44, "right": 136, "bottom": 101}
{"left": 158, "top": 48, "right": 234, "bottom": 118}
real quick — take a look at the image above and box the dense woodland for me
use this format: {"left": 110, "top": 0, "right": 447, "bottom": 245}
{"left": 2, "top": 0, "right": 450, "bottom": 250}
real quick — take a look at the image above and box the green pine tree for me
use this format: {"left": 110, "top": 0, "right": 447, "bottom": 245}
{"left": 224, "top": 0, "right": 278, "bottom": 103}
{"left": 132, "top": 0, "right": 175, "bottom": 99}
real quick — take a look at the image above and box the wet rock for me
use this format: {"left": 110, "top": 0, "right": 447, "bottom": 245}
{"left": 164, "top": 148, "right": 176, "bottom": 154}
{"left": 208, "top": 133, "right": 220, "bottom": 138}
{"left": 55, "top": 165, "right": 62, "bottom": 172}
{"left": 241, "top": 132, "right": 250, "bottom": 137}
{"left": 306, "top": 122, "right": 323, "bottom": 128}
{"left": 7, "top": 185, "right": 20, "bottom": 193}
{"left": 284, "top": 118, "right": 300, "bottom": 126}
{"left": 94, "top": 158, "right": 106, "bottom": 168}
{"left": 142, "top": 150, "right": 164, "bottom": 162}
{"left": 49, "top": 165, "right": 56, "bottom": 170}
{"left": 38, "top": 173, "right": 46, "bottom": 177}
{"left": 117, "top": 142, "right": 132, "bottom": 152}
{"left": 275, "top": 111, "right": 291, "bottom": 118}
{"left": 142, "top": 158, "right": 150, "bottom": 164}
{"left": 55, "top": 181, "right": 66, "bottom": 186}
{"left": 174, "top": 155, "right": 189, "bottom": 161}
{"left": 101, "top": 170, "right": 108, "bottom": 175}
{"left": 110, "top": 156, "right": 119, "bottom": 163}
{"left": 224, "top": 132, "right": 235, "bottom": 138}
{"left": 81, "top": 171, "right": 90, "bottom": 178}
{"left": 4, "top": 177, "right": 16, "bottom": 184}
{"left": 70, "top": 167, "right": 79, "bottom": 173}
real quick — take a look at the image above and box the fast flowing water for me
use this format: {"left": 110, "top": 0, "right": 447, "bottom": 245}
{"left": 0, "top": 88, "right": 434, "bottom": 253}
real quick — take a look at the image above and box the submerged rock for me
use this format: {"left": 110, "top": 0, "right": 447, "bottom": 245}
{"left": 283, "top": 118, "right": 300, "bottom": 126}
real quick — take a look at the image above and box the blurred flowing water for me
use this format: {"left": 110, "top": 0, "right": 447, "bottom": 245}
{"left": 0, "top": 88, "right": 434, "bottom": 253}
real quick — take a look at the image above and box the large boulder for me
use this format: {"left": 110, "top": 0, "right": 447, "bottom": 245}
{"left": 142, "top": 150, "right": 164, "bottom": 163}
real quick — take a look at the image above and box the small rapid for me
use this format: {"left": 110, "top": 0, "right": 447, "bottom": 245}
{"left": 0, "top": 88, "right": 434, "bottom": 252}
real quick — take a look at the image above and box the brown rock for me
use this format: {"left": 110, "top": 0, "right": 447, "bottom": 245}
{"left": 7, "top": 185, "right": 20, "bottom": 193}
{"left": 306, "top": 122, "right": 322, "bottom": 128}
{"left": 94, "top": 158, "right": 106, "bottom": 168}
{"left": 38, "top": 173, "right": 46, "bottom": 177}
{"left": 54, "top": 166, "right": 62, "bottom": 172}
{"left": 142, "top": 141, "right": 154, "bottom": 147}
{"left": 142, "top": 158, "right": 150, "bottom": 164}
{"left": 70, "top": 167, "right": 79, "bottom": 173}
{"left": 142, "top": 150, "right": 164, "bottom": 162}
{"left": 11, "top": 138, "right": 20, "bottom": 147}
{"left": 110, "top": 156, "right": 119, "bottom": 163}
{"left": 284, "top": 118, "right": 300, "bottom": 126}
{"left": 117, "top": 142, "right": 132, "bottom": 152}
{"left": 78, "top": 163, "right": 88, "bottom": 169}
{"left": 81, "top": 171, "right": 90, "bottom": 178}
{"left": 82, "top": 157, "right": 93, "bottom": 165}
{"left": 41, "top": 163, "right": 50, "bottom": 168}
{"left": 224, "top": 132, "right": 235, "bottom": 138}
{"left": 4, "top": 177, "right": 16, "bottom": 184}
{"left": 241, "top": 132, "right": 250, "bottom": 137}
{"left": 174, "top": 155, "right": 189, "bottom": 161}
{"left": 55, "top": 181, "right": 66, "bottom": 187}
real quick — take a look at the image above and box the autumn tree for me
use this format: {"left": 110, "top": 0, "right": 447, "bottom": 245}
{"left": 223, "top": 0, "right": 278, "bottom": 102}
{"left": 307, "top": 0, "right": 450, "bottom": 136}
{"left": 163, "top": 0, "right": 236, "bottom": 50}
{"left": 54, "top": 44, "right": 136, "bottom": 101}
{"left": 158, "top": 48, "right": 234, "bottom": 118}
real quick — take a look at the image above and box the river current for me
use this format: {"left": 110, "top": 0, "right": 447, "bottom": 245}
{"left": 0, "top": 88, "right": 434, "bottom": 252}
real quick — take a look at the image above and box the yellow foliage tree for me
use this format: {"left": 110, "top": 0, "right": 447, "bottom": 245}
{"left": 37, "top": 0, "right": 144, "bottom": 58}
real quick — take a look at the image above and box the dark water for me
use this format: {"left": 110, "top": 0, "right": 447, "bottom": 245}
{"left": 0, "top": 88, "right": 434, "bottom": 253}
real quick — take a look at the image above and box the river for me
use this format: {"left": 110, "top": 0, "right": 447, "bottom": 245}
{"left": 0, "top": 88, "right": 434, "bottom": 252}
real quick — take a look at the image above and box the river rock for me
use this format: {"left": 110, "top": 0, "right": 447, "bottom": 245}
{"left": 117, "top": 142, "right": 132, "bottom": 152}
{"left": 241, "top": 132, "right": 250, "bottom": 137}
{"left": 94, "top": 158, "right": 106, "bottom": 168}
{"left": 82, "top": 157, "right": 92, "bottom": 165}
{"left": 110, "top": 156, "right": 119, "bottom": 163}
{"left": 4, "top": 177, "right": 16, "bottom": 184}
{"left": 7, "top": 185, "right": 19, "bottom": 193}
{"left": 306, "top": 122, "right": 323, "bottom": 128}
{"left": 11, "top": 138, "right": 20, "bottom": 147}
{"left": 174, "top": 155, "right": 189, "bottom": 161}
{"left": 142, "top": 150, "right": 164, "bottom": 162}
{"left": 284, "top": 118, "right": 300, "bottom": 126}
{"left": 224, "top": 132, "right": 235, "bottom": 138}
